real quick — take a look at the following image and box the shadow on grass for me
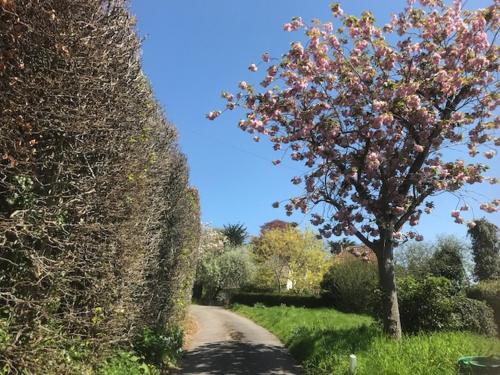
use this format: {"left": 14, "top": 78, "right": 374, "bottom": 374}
{"left": 179, "top": 341, "right": 302, "bottom": 374}
{"left": 287, "top": 324, "right": 380, "bottom": 362}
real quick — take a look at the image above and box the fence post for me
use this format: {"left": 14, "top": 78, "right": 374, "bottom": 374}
{"left": 349, "top": 354, "right": 357, "bottom": 374}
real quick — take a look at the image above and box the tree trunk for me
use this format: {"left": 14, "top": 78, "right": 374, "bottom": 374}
{"left": 376, "top": 232, "right": 402, "bottom": 340}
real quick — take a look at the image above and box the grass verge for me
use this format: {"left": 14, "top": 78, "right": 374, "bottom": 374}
{"left": 231, "top": 304, "right": 500, "bottom": 375}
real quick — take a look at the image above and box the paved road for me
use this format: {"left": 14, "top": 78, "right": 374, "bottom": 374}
{"left": 179, "top": 305, "right": 302, "bottom": 375}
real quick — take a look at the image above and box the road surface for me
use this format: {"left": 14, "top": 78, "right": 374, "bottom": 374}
{"left": 179, "top": 305, "right": 302, "bottom": 375}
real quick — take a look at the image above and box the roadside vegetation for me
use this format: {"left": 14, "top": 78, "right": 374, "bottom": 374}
{"left": 222, "top": 220, "right": 499, "bottom": 374}
{"left": 232, "top": 304, "right": 500, "bottom": 375}
{"left": 1, "top": 1, "right": 200, "bottom": 373}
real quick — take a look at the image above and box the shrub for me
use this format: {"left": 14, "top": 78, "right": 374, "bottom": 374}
{"left": 230, "top": 293, "right": 329, "bottom": 308}
{"left": 467, "top": 279, "right": 500, "bottom": 334}
{"left": 133, "top": 327, "right": 183, "bottom": 368}
{"left": 397, "top": 276, "right": 456, "bottom": 333}
{"left": 396, "top": 276, "right": 497, "bottom": 335}
{"left": 452, "top": 297, "right": 497, "bottom": 336}
{"left": 320, "top": 258, "right": 379, "bottom": 314}
{"left": 98, "top": 352, "right": 159, "bottom": 375}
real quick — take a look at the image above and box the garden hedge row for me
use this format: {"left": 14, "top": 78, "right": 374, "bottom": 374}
{"left": 231, "top": 292, "right": 330, "bottom": 308}
{"left": 0, "top": 1, "right": 200, "bottom": 373}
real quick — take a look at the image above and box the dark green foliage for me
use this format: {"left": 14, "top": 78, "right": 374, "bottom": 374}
{"left": 467, "top": 279, "right": 500, "bottom": 335}
{"left": 320, "top": 259, "right": 379, "bottom": 314}
{"left": 133, "top": 327, "right": 184, "bottom": 368}
{"left": 429, "top": 236, "right": 467, "bottom": 287}
{"left": 396, "top": 276, "right": 456, "bottom": 333}
{"left": 396, "top": 276, "right": 497, "bottom": 335}
{"left": 222, "top": 223, "right": 248, "bottom": 247}
{"left": 468, "top": 219, "right": 500, "bottom": 281}
{"left": 452, "top": 296, "right": 497, "bottom": 336}
{"left": 230, "top": 292, "right": 329, "bottom": 308}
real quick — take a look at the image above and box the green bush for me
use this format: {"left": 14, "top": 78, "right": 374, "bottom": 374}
{"left": 396, "top": 276, "right": 497, "bottom": 335}
{"left": 98, "top": 352, "right": 159, "bottom": 375}
{"left": 320, "top": 259, "right": 379, "bottom": 314}
{"left": 133, "top": 327, "right": 183, "bottom": 368}
{"left": 467, "top": 279, "right": 500, "bottom": 333}
{"left": 452, "top": 296, "right": 497, "bottom": 336}
{"left": 397, "top": 276, "right": 456, "bottom": 333}
{"left": 230, "top": 292, "right": 329, "bottom": 308}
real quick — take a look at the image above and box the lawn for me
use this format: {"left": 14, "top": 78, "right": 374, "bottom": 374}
{"left": 231, "top": 304, "right": 500, "bottom": 375}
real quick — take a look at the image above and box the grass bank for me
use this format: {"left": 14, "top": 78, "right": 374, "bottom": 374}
{"left": 231, "top": 304, "right": 500, "bottom": 375}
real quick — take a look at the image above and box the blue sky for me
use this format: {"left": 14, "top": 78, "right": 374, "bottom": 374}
{"left": 129, "top": 0, "right": 499, "bottom": 241}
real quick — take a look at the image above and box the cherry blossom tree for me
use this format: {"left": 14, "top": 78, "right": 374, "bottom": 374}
{"left": 210, "top": 0, "right": 499, "bottom": 338}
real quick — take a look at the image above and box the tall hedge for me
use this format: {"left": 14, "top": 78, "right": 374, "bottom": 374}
{"left": 0, "top": 1, "right": 200, "bottom": 373}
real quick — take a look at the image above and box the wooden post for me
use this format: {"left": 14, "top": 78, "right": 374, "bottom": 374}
{"left": 349, "top": 354, "right": 357, "bottom": 374}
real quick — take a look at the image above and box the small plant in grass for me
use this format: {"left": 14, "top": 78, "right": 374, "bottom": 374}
{"left": 98, "top": 351, "right": 159, "bottom": 375}
{"left": 133, "top": 326, "right": 184, "bottom": 368}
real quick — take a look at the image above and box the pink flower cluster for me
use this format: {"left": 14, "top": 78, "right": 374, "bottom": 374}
{"left": 212, "top": 0, "right": 499, "bottom": 242}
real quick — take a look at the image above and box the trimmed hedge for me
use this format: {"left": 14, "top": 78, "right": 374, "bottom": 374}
{"left": 230, "top": 292, "right": 330, "bottom": 308}
{"left": 0, "top": 1, "right": 200, "bottom": 373}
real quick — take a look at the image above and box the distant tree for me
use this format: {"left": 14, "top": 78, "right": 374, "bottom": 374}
{"left": 251, "top": 227, "right": 328, "bottom": 293}
{"left": 468, "top": 219, "right": 499, "bottom": 281}
{"left": 429, "top": 236, "right": 467, "bottom": 287}
{"left": 395, "top": 242, "right": 433, "bottom": 278}
{"left": 222, "top": 223, "right": 249, "bottom": 247}
{"left": 196, "top": 247, "right": 254, "bottom": 303}
{"left": 328, "top": 238, "right": 357, "bottom": 254}
{"left": 259, "top": 219, "right": 297, "bottom": 234}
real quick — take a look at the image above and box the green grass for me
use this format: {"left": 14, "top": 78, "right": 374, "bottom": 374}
{"left": 231, "top": 304, "right": 500, "bottom": 375}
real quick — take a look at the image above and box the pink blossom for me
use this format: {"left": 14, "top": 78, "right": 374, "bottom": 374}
{"left": 467, "top": 221, "right": 476, "bottom": 229}
{"left": 248, "top": 64, "right": 258, "bottom": 72}
{"left": 212, "top": 2, "right": 497, "bottom": 251}
{"left": 372, "top": 100, "right": 386, "bottom": 112}
{"left": 407, "top": 95, "right": 421, "bottom": 110}
{"left": 414, "top": 144, "right": 424, "bottom": 153}
{"left": 393, "top": 206, "right": 405, "bottom": 215}
{"left": 484, "top": 150, "right": 496, "bottom": 159}
{"left": 331, "top": 3, "right": 343, "bottom": 17}
{"left": 262, "top": 53, "right": 270, "bottom": 62}
{"left": 239, "top": 81, "right": 248, "bottom": 90}
{"left": 206, "top": 111, "right": 221, "bottom": 120}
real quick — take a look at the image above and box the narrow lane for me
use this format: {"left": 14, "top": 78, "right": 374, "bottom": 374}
{"left": 179, "top": 305, "right": 302, "bottom": 375}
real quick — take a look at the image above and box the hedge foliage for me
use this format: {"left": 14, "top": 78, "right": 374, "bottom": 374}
{"left": 0, "top": 1, "right": 200, "bottom": 373}
{"left": 395, "top": 276, "right": 497, "bottom": 336}
{"left": 467, "top": 279, "right": 500, "bottom": 335}
{"left": 230, "top": 292, "right": 329, "bottom": 308}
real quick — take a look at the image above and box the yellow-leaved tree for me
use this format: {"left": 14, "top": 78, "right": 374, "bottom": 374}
{"left": 251, "top": 225, "right": 330, "bottom": 294}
